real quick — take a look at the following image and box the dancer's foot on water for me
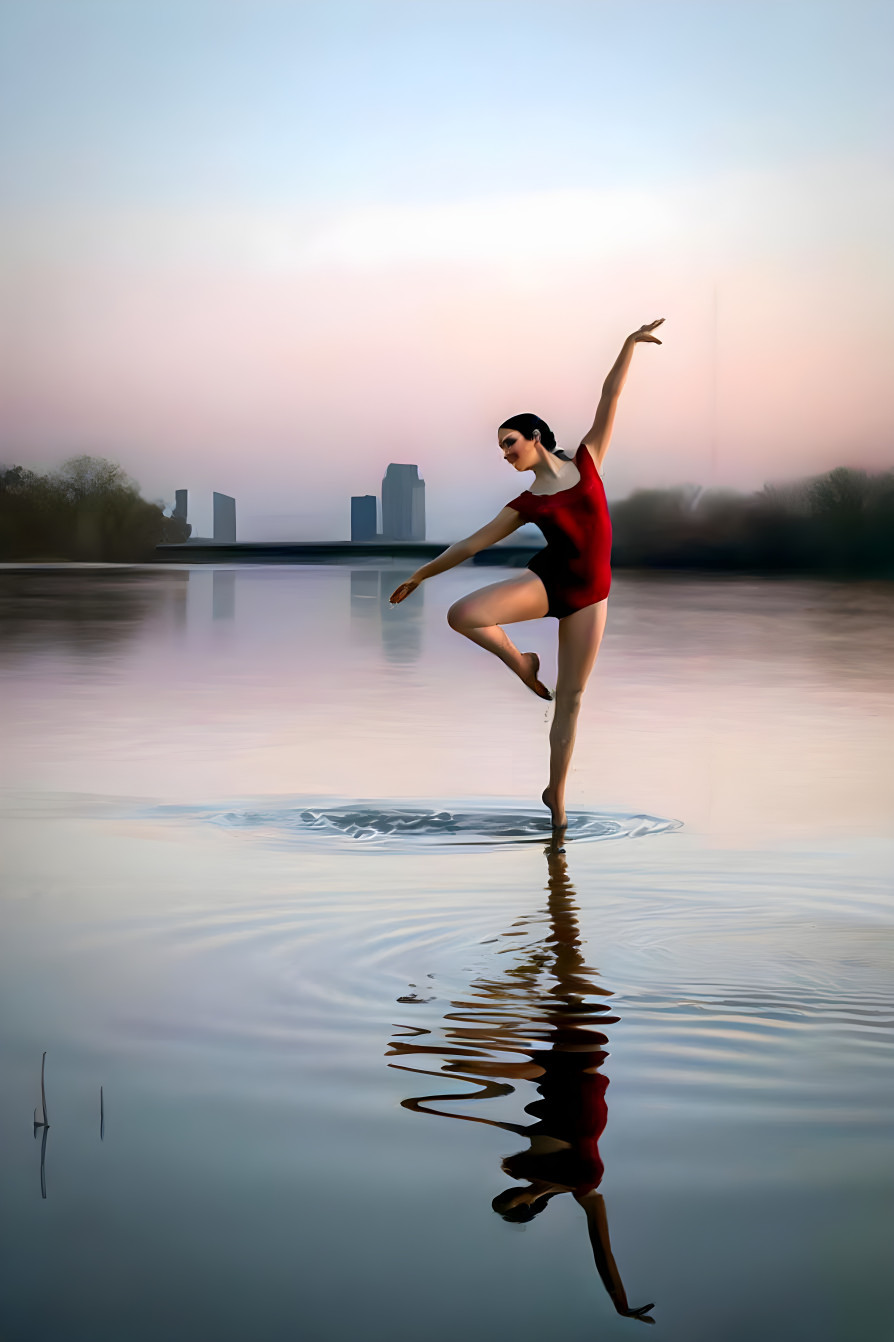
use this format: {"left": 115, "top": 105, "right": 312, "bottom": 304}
{"left": 542, "top": 786, "right": 567, "bottom": 830}
{"left": 519, "top": 653, "right": 552, "bottom": 700}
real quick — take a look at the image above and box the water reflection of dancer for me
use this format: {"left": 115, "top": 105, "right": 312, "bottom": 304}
{"left": 386, "top": 843, "right": 655, "bottom": 1324}
{"left": 389, "top": 322, "right": 664, "bottom": 829}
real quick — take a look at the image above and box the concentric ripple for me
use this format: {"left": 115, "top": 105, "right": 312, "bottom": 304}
{"left": 151, "top": 799, "right": 681, "bottom": 851}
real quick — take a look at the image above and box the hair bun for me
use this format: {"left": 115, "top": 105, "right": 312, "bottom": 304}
{"left": 498, "top": 413, "right": 557, "bottom": 453}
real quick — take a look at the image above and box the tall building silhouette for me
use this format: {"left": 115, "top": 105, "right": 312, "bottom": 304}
{"left": 213, "top": 492, "right": 236, "bottom": 542}
{"left": 381, "top": 464, "right": 425, "bottom": 541}
{"left": 173, "top": 489, "right": 188, "bottom": 521}
{"left": 351, "top": 495, "right": 378, "bottom": 541}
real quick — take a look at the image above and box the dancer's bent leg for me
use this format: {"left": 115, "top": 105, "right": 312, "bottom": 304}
{"left": 447, "top": 573, "right": 551, "bottom": 699}
{"left": 543, "top": 600, "right": 608, "bottom": 828}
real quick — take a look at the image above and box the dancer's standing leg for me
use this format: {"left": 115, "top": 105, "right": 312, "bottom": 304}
{"left": 543, "top": 599, "right": 608, "bottom": 828}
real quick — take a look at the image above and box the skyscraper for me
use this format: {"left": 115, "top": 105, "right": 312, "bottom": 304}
{"left": 381, "top": 464, "right": 425, "bottom": 542}
{"left": 213, "top": 492, "right": 236, "bottom": 542}
{"left": 172, "top": 489, "right": 188, "bottom": 521}
{"left": 351, "top": 495, "right": 378, "bottom": 541}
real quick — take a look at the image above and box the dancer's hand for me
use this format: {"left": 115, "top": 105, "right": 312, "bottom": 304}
{"left": 389, "top": 578, "right": 420, "bottom": 604}
{"left": 619, "top": 1303, "right": 656, "bottom": 1324}
{"left": 630, "top": 319, "right": 664, "bottom": 344}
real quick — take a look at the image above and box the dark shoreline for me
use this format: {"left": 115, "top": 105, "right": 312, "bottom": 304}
{"left": 149, "top": 539, "right": 894, "bottom": 579}
{"left": 152, "top": 540, "right": 541, "bottom": 565}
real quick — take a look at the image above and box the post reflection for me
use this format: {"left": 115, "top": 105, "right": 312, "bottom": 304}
{"left": 386, "top": 842, "right": 655, "bottom": 1324}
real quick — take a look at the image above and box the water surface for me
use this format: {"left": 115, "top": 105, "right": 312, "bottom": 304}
{"left": 1, "top": 566, "right": 892, "bottom": 1341}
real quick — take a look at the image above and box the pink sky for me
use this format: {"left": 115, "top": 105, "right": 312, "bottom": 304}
{"left": 2, "top": 4, "right": 892, "bottom": 540}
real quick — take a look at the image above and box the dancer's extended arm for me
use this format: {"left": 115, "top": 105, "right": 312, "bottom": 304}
{"left": 580, "top": 320, "right": 664, "bottom": 471}
{"left": 389, "top": 507, "right": 522, "bottom": 604}
{"left": 574, "top": 1190, "right": 655, "bottom": 1323}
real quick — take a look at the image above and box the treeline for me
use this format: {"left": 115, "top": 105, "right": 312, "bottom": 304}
{"left": 0, "top": 456, "right": 190, "bottom": 561}
{"left": 610, "top": 466, "right": 894, "bottom": 576}
{"left": 3, "top": 455, "right": 893, "bottom": 574}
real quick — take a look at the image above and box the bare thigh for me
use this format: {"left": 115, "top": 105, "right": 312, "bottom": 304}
{"left": 448, "top": 572, "right": 549, "bottom": 629}
{"left": 555, "top": 599, "right": 608, "bottom": 697}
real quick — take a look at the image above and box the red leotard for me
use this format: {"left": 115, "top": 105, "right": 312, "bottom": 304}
{"left": 500, "top": 1056, "right": 609, "bottom": 1195}
{"left": 506, "top": 442, "right": 612, "bottom": 619}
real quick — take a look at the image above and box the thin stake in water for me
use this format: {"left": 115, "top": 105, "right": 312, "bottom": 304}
{"left": 32, "top": 1052, "right": 50, "bottom": 1200}
{"left": 33, "top": 1051, "right": 49, "bottom": 1129}
{"left": 38, "top": 1125, "right": 48, "bottom": 1199}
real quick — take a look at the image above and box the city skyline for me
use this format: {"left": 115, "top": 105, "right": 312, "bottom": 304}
{"left": 169, "top": 468, "right": 428, "bottom": 544}
{"left": 171, "top": 488, "right": 237, "bottom": 542}
{"left": 352, "top": 463, "right": 424, "bottom": 542}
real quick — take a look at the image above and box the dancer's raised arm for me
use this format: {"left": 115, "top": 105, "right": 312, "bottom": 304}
{"left": 574, "top": 1190, "right": 656, "bottom": 1323}
{"left": 580, "top": 319, "right": 664, "bottom": 470}
{"left": 389, "top": 507, "right": 523, "bottom": 604}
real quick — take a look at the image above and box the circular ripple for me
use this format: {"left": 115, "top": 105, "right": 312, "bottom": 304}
{"left": 152, "top": 799, "right": 681, "bottom": 851}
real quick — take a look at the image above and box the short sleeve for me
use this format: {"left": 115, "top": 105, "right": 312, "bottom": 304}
{"left": 506, "top": 492, "right": 533, "bottom": 518}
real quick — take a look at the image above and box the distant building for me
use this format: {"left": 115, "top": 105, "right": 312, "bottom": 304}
{"left": 213, "top": 492, "right": 236, "bottom": 543}
{"left": 173, "top": 489, "right": 188, "bottom": 521}
{"left": 381, "top": 464, "right": 425, "bottom": 542}
{"left": 351, "top": 495, "right": 378, "bottom": 541}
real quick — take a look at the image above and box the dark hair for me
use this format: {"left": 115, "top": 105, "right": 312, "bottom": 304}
{"left": 499, "top": 413, "right": 557, "bottom": 453}
{"left": 491, "top": 1187, "right": 556, "bottom": 1223}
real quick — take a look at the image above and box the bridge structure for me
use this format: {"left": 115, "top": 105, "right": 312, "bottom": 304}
{"left": 154, "top": 540, "right": 541, "bottom": 566}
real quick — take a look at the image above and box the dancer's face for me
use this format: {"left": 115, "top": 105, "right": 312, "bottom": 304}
{"left": 498, "top": 429, "right": 540, "bottom": 472}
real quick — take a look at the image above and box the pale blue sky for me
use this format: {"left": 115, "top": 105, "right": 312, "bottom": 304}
{"left": 3, "top": 1, "right": 890, "bottom": 206}
{"left": 2, "top": 1, "right": 892, "bottom": 538}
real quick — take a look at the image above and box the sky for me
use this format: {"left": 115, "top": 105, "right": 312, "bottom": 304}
{"left": 1, "top": 0, "right": 892, "bottom": 540}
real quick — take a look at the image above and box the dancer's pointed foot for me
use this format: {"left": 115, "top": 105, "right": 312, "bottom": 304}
{"left": 519, "top": 652, "right": 552, "bottom": 700}
{"left": 542, "top": 786, "right": 567, "bottom": 830}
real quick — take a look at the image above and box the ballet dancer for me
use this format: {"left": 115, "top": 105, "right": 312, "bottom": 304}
{"left": 390, "top": 319, "right": 664, "bottom": 829}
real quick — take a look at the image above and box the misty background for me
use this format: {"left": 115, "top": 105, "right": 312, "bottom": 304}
{"left": 1, "top": 0, "right": 892, "bottom": 542}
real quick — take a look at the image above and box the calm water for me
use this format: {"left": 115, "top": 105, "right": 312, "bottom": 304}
{"left": 1, "top": 565, "right": 892, "bottom": 1342}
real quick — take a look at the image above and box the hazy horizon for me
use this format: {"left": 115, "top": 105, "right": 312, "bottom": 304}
{"left": 2, "top": 1, "right": 892, "bottom": 541}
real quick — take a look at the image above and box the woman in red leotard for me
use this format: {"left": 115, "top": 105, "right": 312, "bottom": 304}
{"left": 390, "top": 319, "right": 664, "bottom": 829}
